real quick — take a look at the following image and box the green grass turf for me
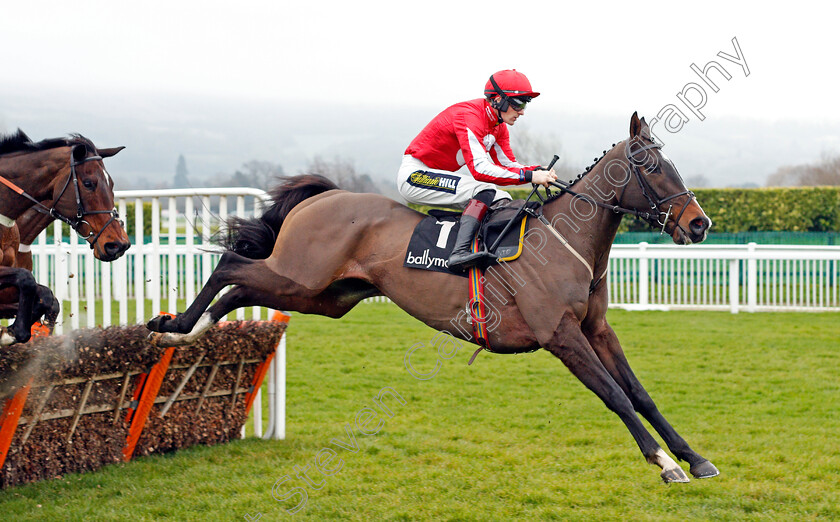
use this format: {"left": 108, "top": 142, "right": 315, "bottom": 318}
{"left": 2, "top": 304, "right": 839, "bottom": 520}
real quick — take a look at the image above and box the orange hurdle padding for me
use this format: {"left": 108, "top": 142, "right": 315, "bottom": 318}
{"left": 30, "top": 321, "right": 51, "bottom": 339}
{"left": 244, "top": 311, "right": 290, "bottom": 416}
{"left": 244, "top": 352, "right": 276, "bottom": 416}
{"left": 122, "top": 346, "right": 175, "bottom": 461}
{"left": 0, "top": 379, "right": 34, "bottom": 470}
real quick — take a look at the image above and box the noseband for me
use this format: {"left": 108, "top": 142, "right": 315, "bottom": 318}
{"left": 0, "top": 145, "right": 123, "bottom": 249}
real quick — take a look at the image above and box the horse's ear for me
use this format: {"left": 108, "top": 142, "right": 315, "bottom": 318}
{"left": 630, "top": 111, "right": 642, "bottom": 137}
{"left": 72, "top": 144, "right": 87, "bottom": 162}
{"left": 639, "top": 116, "right": 652, "bottom": 140}
{"left": 98, "top": 146, "right": 125, "bottom": 158}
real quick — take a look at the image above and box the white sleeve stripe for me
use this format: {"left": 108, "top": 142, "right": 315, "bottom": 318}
{"left": 493, "top": 143, "right": 526, "bottom": 169}
{"left": 466, "top": 129, "right": 520, "bottom": 180}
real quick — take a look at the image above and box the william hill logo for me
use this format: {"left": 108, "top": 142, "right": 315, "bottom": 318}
{"left": 408, "top": 171, "right": 459, "bottom": 194}
{"left": 406, "top": 249, "right": 449, "bottom": 269}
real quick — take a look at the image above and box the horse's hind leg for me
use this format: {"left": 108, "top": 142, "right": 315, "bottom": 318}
{"left": 150, "top": 278, "right": 374, "bottom": 346}
{"left": 545, "top": 311, "right": 690, "bottom": 483}
{"left": 147, "top": 251, "right": 343, "bottom": 341}
{"left": 585, "top": 320, "right": 719, "bottom": 479}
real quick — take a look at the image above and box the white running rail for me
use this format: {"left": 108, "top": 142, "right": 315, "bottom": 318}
{"left": 608, "top": 242, "right": 840, "bottom": 313}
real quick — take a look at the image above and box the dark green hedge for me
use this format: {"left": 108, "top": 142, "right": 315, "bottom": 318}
{"left": 689, "top": 187, "right": 840, "bottom": 233}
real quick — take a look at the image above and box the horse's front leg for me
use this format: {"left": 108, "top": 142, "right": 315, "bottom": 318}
{"left": 585, "top": 319, "right": 719, "bottom": 479}
{"left": 545, "top": 311, "right": 690, "bottom": 483}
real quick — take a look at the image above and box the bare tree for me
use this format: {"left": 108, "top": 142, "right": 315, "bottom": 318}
{"left": 683, "top": 174, "right": 710, "bottom": 188}
{"left": 212, "top": 160, "right": 285, "bottom": 190}
{"left": 509, "top": 126, "right": 576, "bottom": 179}
{"left": 304, "top": 155, "right": 381, "bottom": 193}
{"left": 766, "top": 152, "right": 840, "bottom": 186}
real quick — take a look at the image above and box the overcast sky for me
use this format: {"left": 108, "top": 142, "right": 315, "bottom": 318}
{"left": 1, "top": 1, "right": 839, "bottom": 187}
{"left": 1, "top": 1, "right": 836, "bottom": 120}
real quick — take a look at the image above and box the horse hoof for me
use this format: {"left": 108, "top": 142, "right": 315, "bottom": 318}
{"left": 0, "top": 328, "right": 16, "bottom": 346}
{"left": 690, "top": 460, "right": 720, "bottom": 479}
{"left": 147, "top": 315, "right": 172, "bottom": 332}
{"left": 147, "top": 331, "right": 192, "bottom": 347}
{"left": 660, "top": 467, "right": 690, "bottom": 483}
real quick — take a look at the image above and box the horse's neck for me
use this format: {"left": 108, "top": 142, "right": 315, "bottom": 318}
{"left": 542, "top": 149, "right": 626, "bottom": 267}
{"left": 0, "top": 150, "right": 65, "bottom": 220}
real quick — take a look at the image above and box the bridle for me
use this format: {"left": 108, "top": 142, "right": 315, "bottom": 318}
{"left": 623, "top": 139, "right": 696, "bottom": 235}
{"left": 0, "top": 145, "right": 123, "bottom": 249}
{"left": 543, "top": 138, "right": 696, "bottom": 236}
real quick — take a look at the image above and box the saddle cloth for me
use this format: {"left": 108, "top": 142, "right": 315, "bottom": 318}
{"left": 403, "top": 200, "right": 535, "bottom": 276}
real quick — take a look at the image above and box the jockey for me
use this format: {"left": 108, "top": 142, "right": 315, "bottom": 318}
{"left": 397, "top": 69, "right": 557, "bottom": 271}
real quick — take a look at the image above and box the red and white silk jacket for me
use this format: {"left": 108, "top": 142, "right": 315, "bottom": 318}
{"left": 405, "top": 99, "right": 539, "bottom": 186}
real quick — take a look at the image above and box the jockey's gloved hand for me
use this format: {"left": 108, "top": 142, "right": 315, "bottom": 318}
{"left": 531, "top": 169, "right": 557, "bottom": 187}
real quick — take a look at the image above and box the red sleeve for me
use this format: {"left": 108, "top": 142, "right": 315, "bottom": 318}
{"left": 453, "top": 110, "right": 532, "bottom": 186}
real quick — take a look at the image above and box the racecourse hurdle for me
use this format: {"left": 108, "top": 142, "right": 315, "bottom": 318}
{"left": 23, "top": 188, "right": 286, "bottom": 441}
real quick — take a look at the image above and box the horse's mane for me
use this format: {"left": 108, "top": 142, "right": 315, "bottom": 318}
{"left": 543, "top": 142, "right": 618, "bottom": 205}
{"left": 0, "top": 129, "right": 35, "bottom": 155}
{"left": 0, "top": 129, "right": 97, "bottom": 156}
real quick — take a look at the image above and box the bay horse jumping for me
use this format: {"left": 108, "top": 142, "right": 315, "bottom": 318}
{"left": 0, "top": 130, "right": 131, "bottom": 344}
{"left": 148, "top": 113, "right": 719, "bottom": 483}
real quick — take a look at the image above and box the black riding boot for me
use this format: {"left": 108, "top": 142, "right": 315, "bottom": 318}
{"left": 447, "top": 198, "right": 491, "bottom": 271}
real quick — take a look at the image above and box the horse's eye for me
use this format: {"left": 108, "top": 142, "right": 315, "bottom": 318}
{"left": 83, "top": 180, "right": 95, "bottom": 189}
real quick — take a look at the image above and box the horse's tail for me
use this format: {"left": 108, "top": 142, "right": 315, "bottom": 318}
{"left": 221, "top": 174, "right": 340, "bottom": 259}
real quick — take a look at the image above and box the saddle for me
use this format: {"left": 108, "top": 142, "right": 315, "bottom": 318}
{"left": 403, "top": 199, "right": 539, "bottom": 276}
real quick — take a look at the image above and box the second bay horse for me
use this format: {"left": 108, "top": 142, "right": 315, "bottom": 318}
{"left": 0, "top": 130, "right": 131, "bottom": 344}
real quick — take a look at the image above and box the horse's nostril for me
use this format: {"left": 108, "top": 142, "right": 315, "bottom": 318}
{"left": 689, "top": 217, "right": 709, "bottom": 235}
{"left": 104, "top": 242, "right": 129, "bottom": 257}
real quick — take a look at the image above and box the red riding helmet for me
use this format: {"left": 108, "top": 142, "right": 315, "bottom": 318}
{"left": 484, "top": 69, "right": 540, "bottom": 99}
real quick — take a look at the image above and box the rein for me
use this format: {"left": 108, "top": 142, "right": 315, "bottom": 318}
{"left": 0, "top": 147, "right": 122, "bottom": 249}
{"left": 513, "top": 138, "right": 696, "bottom": 292}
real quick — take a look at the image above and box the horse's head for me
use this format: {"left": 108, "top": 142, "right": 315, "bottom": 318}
{"left": 49, "top": 138, "right": 131, "bottom": 261}
{"left": 620, "top": 112, "right": 711, "bottom": 244}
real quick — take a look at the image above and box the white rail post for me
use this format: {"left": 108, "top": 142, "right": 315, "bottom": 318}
{"left": 638, "top": 242, "right": 649, "bottom": 308}
{"left": 53, "top": 221, "right": 67, "bottom": 334}
{"left": 85, "top": 246, "right": 96, "bottom": 328}
{"left": 253, "top": 388, "right": 263, "bottom": 438}
{"left": 201, "top": 196, "right": 212, "bottom": 285}
{"left": 134, "top": 198, "right": 145, "bottom": 324}
{"left": 747, "top": 242, "right": 757, "bottom": 312}
{"left": 274, "top": 328, "right": 286, "bottom": 440}
{"left": 168, "top": 197, "right": 178, "bottom": 314}
{"left": 150, "top": 198, "right": 161, "bottom": 315}
{"left": 185, "top": 197, "right": 195, "bottom": 304}
{"left": 70, "top": 232, "right": 80, "bottom": 330}
{"left": 729, "top": 258, "right": 740, "bottom": 314}
{"left": 265, "top": 359, "right": 276, "bottom": 440}
{"left": 102, "top": 253, "right": 112, "bottom": 327}
{"left": 117, "top": 199, "right": 129, "bottom": 325}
